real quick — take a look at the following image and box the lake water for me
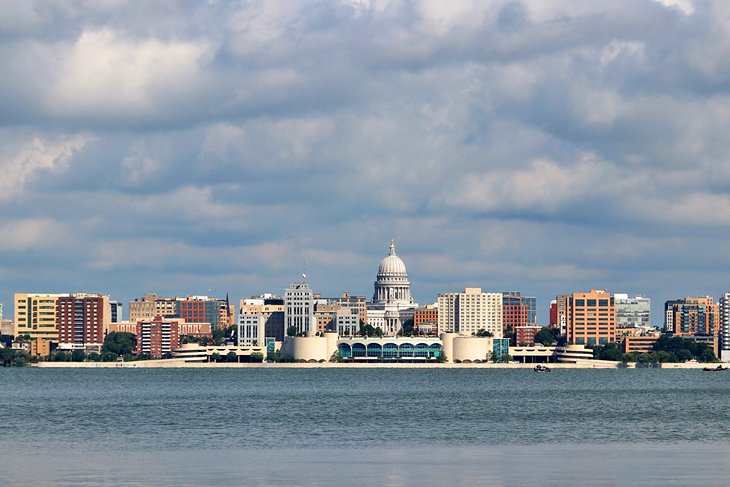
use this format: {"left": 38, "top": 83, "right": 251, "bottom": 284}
{"left": 2, "top": 368, "right": 730, "bottom": 486}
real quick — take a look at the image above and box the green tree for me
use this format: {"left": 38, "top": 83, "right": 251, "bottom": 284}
{"left": 71, "top": 349, "right": 86, "bottom": 362}
{"left": 534, "top": 327, "right": 556, "bottom": 346}
{"left": 266, "top": 351, "right": 281, "bottom": 362}
{"left": 476, "top": 329, "right": 494, "bottom": 337}
{"left": 102, "top": 332, "right": 137, "bottom": 356}
{"left": 399, "top": 318, "right": 415, "bottom": 336}
{"left": 287, "top": 325, "right": 298, "bottom": 337}
{"left": 359, "top": 323, "right": 376, "bottom": 337}
{"left": 101, "top": 351, "right": 118, "bottom": 362}
{"left": 226, "top": 351, "right": 239, "bottom": 363}
{"left": 87, "top": 352, "right": 101, "bottom": 362}
{"left": 210, "top": 352, "right": 221, "bottom": 363}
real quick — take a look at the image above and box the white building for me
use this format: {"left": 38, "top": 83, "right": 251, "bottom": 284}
{"left": 238, "top": 314, "right": 265, "bottom": 347}
{"left": 285, "top": 280, "right": 316, "bottom": 337}
{"left": 614, "top": 294, "right": 651, "bottom": 328}
{"left": 437, "top": 288, "right": 503, "bottom": 338}
{"left": 366, "top": 240, "right": 417, "bottom": 335}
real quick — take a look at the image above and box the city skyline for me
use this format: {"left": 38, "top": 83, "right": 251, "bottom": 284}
{"left": 2, "top": 1, "right": 730, "bottom": 328}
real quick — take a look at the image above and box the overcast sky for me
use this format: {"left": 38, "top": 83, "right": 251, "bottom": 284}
{"left": 1, "top": 0, "right": 728, "bottom": 325}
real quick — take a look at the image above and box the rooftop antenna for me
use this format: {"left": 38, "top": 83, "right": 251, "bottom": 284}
{"left": 302, "top": 260, "right": 307, "bottom": 283}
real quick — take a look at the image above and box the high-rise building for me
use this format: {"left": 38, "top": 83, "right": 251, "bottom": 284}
{"left": 565, "top": 290, "right": 616, "bottom": 346}
{"left": 14, "top": 293, "right": 67, "bottom": 356}
{"left": 437, "top": 288, "right": 503, "bottom": 338}
{"left": 720, "top": 293, "right": 730, "bottom": 362}
{"left": 57, "top": 293, "right": 111, "bottom": 347}
{"left": 136, "top": 316, "right": 180, "bottom": 358}
{"left": 285, "top": 281, "right": 316, "bottom": 337}
{"left": 502, "top": 294, "right": 528, "bottom": 333}
{"left": 549, "top": 300, "right": 557, "bottom": 328}
{"left": 665, "top": 297, "right": 719, "bottom": 337}
{"left": 614, "top": 294, "right": 651, "bottom": 328}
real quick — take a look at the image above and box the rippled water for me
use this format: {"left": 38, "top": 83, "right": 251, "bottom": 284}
{"left": 2, "top": 368, "right": 730, "bottom": 486}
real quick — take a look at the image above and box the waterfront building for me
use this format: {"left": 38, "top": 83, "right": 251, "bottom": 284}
{"left": 720, "top": 292, "right": 730, "bottom": 361}
{"left": 622, "top": 335, "right": 660, "bottom": 354}
{"left": 14, "top": 293, "right": 68, "bottom": 356}
{"left": 437, "top": 288, "right": 503, "bottom": 338}
{"left": 314, "top": 302, "right": 339, "bottom": 333}
{"left": 366, "top": 240, "right": 417, "bottom": 335}
{"left": 285, "top": 280, "right": 316, "bottom": 337}
{"left": 240, "top": 296, "right": 285, "bottom": 341}
{"left": 614, "top": 294, "right": 651, "bottom": 328}
{"left": 57, "top": 293, "right": 111, "bottom": 347}
{"left": 549, "top": 300, "right": 557, "bottom": 327}
{"left": 565, "top": 290, "right": 616, "bottom": 346}
{"left": 337, "top": 336, "right": 442, "bottom": 362}
{"left": 136, "top": 316, "right": 180, "bottom": 357}
{"left": 1, "top": 319, "right": 13, "bottom": 336}
{"left": 128, "top": 294, "right": 176, "bottom": 322}
{"left": 665, "top": 297, "right": 719, "bottom": 337}
{"left": 515, "top": 325, "right": 542, "bottom": 346}
{"left": 502, "top": 293, "right": 528, "bottom": 333}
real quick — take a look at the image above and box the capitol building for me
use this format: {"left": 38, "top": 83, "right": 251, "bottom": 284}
{"left": 366, "top": 240, "right": 417, "bottom": 335}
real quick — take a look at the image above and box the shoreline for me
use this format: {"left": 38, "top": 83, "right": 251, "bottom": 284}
{"left": 31, "top": 360, "right": 718, "bottom": 369}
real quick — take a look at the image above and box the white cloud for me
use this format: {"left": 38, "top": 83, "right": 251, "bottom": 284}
{"left": 47, "top": 28, "right": 212, "bottom": 121}
{"left": 0, "top": 134, "right": 94, "bottom": 201}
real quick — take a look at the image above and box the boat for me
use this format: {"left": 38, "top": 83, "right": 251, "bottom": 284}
{"left": 534, "top": 364, "right": 551, "bottom": 372}
{"left": 702, "top": 365, "right": 728, "bottom": 371}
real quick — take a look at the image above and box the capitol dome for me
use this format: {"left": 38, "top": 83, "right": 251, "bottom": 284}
{"left": 378, "top": 241, "right": 408, "bottom": 277}
{"left": 373, "top": 240, "right": 413, "bottom": 305}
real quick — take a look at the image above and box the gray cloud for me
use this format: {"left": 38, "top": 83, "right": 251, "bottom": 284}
{"left": 1, "top": 0, "right": 730, "bottom": 324}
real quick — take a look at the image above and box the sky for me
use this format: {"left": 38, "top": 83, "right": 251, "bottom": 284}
{"left": 1, "top": 0, "right": 728, "bottom": 325}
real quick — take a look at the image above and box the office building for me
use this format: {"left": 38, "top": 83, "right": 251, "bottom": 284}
{"left": 238, "top": 314, "right": 265, "bottom": 347}
{"left": 240, "top": 296, "right": 286, "bottom": 341}
{"left": 565, "top": 290, "right": 616, "bottom": 346}
{"left": 720, "top": 292, "right": 730, "bottom": 361}
{"left": 414, "top": 304, "right": 438, "bottom": 335}
{"left": 14, "top": 293, "right": 68, "bottom": 356}
{"left": 503, "top": 291, "right": 536, "bottom": 323}
{"left": 502, "top": 293, "right": 528, "bottom": 333}
{"left": 614, "top": 294, "right": 651, "bottom": 328}
{"left": 285, "top": 280, "right": 316, "bottom": 337}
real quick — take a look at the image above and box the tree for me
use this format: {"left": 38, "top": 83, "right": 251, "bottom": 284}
{"left": 226, "top": 351, "right": 239, "bottom": 363}
{"left": 359, "top": 323, "right": 376, "bottom": 337}
{"left": 287, "top": 325, "right": 298, "bottom": 337}
{"left": 102, "top": 332, "right": 137, "bottom": 356}
{"left": 476, "top": 329, "right": 493, "bottom": 337}
{"left": 399, "top": 318, "right": 414, "bottom": 336}
{"left": 52, "top": 351, "right": 70, "bottom": 362}
{"left": 71, "top": 350, "right": 86, "bottom": 362}
{"left": 495, "top": 353, "right": 512, "bottom": 363}
{"left": 87, "top": 352, "right": 101, "bottom": 362}
{"left": 210, "top": 352, "right": 221, "bottom": 363}
{"left": 534, "top": 327, "right": 556, "bottom": 346}
{"left": 266, "top": 351, "right": 281, "bottom": 362}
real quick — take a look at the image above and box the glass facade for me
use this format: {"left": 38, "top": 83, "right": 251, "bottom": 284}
{"left": 338, "top": 341, "right": 441, "bottom": 360}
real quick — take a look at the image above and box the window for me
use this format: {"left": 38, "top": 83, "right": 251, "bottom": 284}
{"left": 575, "top": 299, "right": 585, "bottom": 306}
{"left": 587, "top": 299, "right": 596, "bottom": 307}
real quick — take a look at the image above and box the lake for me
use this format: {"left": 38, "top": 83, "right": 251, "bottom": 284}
{"left": 1, "top": 368, "right": 729, "bottom": 486}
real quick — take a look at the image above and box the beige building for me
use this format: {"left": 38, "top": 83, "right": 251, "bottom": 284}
{"left": 128, "top": 293, "right": 180, "bottom": 322}
{"left": 14, "top": 293, "right": 67, "bottom": 356}
{"left": 437, "top": 288, "right": 503, "bottom": 338}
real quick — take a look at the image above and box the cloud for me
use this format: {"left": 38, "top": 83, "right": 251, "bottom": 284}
{"left": 2, "top": 0, "right": 730, "bottom": 325}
